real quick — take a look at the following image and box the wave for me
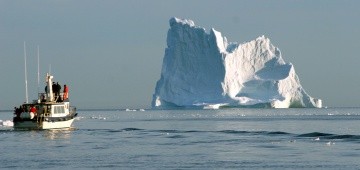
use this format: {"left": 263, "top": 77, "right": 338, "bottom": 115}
{"left": 297, "top": 132, "right": 333, "bottom": 137}
{"left": 297, "top": 132, "right": 360, "bottom": 140}
{"left": 122, "top": 128, "right": 143, "bottom": 131}
{"left": 115, "top": 128, "right": 360, "bottom": 142}
{"left": 113, "top": 128, "right": 360, "bottom": 141}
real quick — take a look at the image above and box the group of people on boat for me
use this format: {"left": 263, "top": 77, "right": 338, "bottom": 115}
{"left": 44, "top": 82, "right": 69, "bottom": 102}
{"left": 14, "top": 105, "right": 37, "bottom": 120}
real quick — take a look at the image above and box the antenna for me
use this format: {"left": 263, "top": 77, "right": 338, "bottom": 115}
{"left": 37, "top": 45, "right": 40, "bottom": 94}
{"left": 24, "top": 41, "right": 29, "bottom": 103}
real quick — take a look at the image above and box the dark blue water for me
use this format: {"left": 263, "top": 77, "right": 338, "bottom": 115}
{"left": 1, "top": 108, "right": 360, "bottom": 169}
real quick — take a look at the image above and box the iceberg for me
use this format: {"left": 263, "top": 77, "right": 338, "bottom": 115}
{"left": 152, "top": 17, "right": 322, "bottom": 109}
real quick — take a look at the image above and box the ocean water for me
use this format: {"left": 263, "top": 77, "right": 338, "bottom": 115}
{"left": 1, "top": 108, "right": 360, "bottom": 169}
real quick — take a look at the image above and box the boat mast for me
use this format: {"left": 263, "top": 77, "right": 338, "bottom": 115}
{"left": 24, "top": 41, "right": 29, "bottom": 103}
{"left": 37, "top": 45, "right": 40, "bottom": 95}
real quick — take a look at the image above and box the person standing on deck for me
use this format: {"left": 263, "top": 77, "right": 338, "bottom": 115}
{"left": 56, "top": 82, "right": 61, "bottom": 99}
{"left": 63, "top": 84, "right": 69, "bottom": 100}
{"left": 29, "top": 105, "right": 37, "bottom": 119}
{"left": 52, "top": 82, "right": 57, "bottom": 98}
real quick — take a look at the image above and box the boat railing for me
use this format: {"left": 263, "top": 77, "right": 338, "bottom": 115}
{"left": 37, "top": 92, "right": 69, "bottom": 103}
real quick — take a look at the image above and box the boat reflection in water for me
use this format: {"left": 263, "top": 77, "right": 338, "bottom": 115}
{"left": 43, "top": 128, "right": 75, "bottom": 140}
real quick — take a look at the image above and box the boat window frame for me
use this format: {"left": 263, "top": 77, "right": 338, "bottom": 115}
{"left": 53, "top": 105, "right": 65, "bottom": 114}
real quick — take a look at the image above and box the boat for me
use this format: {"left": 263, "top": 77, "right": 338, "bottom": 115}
{"left": 13, "top": 73, "right": 78, "bottom": 130}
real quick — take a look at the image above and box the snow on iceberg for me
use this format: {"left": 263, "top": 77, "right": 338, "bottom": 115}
{"left": 152, "top": 17, "right": 322, "bottom": 109}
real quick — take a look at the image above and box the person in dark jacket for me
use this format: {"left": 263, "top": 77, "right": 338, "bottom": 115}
{"left": 56, "top": 82, "right": 61, "bottom": 98}
{"left": 52, "top": 82, "right": 57, "bottom": 97}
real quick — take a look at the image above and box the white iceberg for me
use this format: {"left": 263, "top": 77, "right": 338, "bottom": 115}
{"left": 152, "top": 17, "right": 322, "bottom": 109}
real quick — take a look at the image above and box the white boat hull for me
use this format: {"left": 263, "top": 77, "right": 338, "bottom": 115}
{"left": 14, "top": 113, "right": 77, "bottom": 130}
{"left": 42, "top": 118, "right": 75, "bottom": 129}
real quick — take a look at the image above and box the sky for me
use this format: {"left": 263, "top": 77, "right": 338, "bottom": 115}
{"left": 1, "top": 0, "right": 360, "bottom": 109}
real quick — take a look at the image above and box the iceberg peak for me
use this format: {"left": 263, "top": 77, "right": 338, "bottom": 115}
{"left": 153, "top": 18, "right": 322, "bottom": 109}
{"left": 256, "top": 35, "right": 267, "bottom": 41}
{"left": 169, "top": 17, "right": 195, "bottom": 27}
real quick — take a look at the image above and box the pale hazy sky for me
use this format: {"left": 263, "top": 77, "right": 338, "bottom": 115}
{"left": 1, "top": 0, "right": 360, "bottom": 109}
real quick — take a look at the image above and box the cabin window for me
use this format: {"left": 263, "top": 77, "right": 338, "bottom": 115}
{"left": 53, "top": 106, "right": 58, "bottom": 114}
{"left": 53, "top": 106, "right": 65, "bottom": 114}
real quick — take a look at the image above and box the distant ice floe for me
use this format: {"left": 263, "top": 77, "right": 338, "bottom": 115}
{"left": 326, "top": 141, "right": 335, "bottom": 146}
{"left": 125, "top": 109, "right": 146, "bottom": 112}
{"left": 0, "top": 120, "right": 14, "bottom": 127}
{"left": 201, "top": 103, "right": 228, "bottom": 110}
{"left": 90, "top": 116, "right": 106, "bottom": 120}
